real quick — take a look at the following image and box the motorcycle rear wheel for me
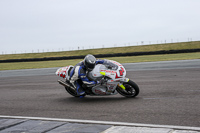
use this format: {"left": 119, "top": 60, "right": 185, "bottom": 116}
{"left": 65, "top": 87, "right": 86, "bottom": 97}
{"left": 116, "top": 80, "right": 139, "bottom": 98}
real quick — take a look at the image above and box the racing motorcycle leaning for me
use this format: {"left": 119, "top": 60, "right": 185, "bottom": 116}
{"left": 56, "top": 60, "right": 139, "bottom": 98}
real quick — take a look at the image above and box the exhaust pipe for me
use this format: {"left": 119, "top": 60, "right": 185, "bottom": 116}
{"left": 57, "top": 80, "right": 75, "bottom": 90}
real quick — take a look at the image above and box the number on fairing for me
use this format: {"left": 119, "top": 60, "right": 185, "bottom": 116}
{"left": 119, "top": 67, "right": 124, "bottom": 76}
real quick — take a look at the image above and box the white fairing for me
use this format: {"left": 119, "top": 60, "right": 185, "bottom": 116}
{"left": 55, "top": 65, "right": 73, "bottom": 80}
{"left": 88, "top": 60, "right": 126, "bottom": 81}
{"left": 87, "top": 64, "right": 106, "bottom": 81}
{"left": 88, "top": 60, "right": 127, "bottom": 95}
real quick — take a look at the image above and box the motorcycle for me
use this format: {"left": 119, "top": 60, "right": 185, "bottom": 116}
{"left": 56, "top": 59, "right": 139, "bottom": 98}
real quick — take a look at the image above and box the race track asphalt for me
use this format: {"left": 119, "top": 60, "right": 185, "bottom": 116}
{"left": 0, "top": 59, "right": 200, "bottom": 127}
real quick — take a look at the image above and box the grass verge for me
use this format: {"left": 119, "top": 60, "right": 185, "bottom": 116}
{"left": 0, "top": 52, "right": 199, "bottom": 70}
{"left": 0, "top": 41, "right": 200, "bottom": 60}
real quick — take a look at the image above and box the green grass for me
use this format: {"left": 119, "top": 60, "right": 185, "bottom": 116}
{"left": 0, "top": 52, "right": 199, "bottom": 70}
{"left": 0, "top": 41, "right": 199, "bottom": 70}
{"left": 0, "top": 41, "right": 200, "bottom": 60}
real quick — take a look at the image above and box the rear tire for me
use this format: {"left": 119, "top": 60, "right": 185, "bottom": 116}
{"left": 64, "top": 81, "right": 86, "bottom": 97}
{"left": 65, "top": 87, "right": 78, "bottom": 97}
{"left": 116, "top": 80, "right": 139, "bottom": 98}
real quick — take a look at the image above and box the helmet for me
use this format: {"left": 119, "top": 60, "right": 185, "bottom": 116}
{"left": 84, "top": 54, "right": 96, "bottom": 71}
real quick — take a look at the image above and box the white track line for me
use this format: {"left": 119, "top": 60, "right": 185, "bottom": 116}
{"left": 0, "top": 115, "right": 200, "bottom": 131}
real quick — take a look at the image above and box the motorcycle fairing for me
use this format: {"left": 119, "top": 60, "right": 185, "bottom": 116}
{"left": 56, "top": 65, "right": 74, "bottom": 80}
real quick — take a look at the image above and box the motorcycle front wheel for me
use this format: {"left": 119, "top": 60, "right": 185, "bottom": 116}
{"left": 116, "top": 80, "right": 139, "bottom": 98}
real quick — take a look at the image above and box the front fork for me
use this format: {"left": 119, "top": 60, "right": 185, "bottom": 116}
{"left": 118, "top": 78, "right": 129, "bottom": 90}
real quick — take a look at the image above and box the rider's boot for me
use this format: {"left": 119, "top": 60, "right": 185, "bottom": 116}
{"left": 75, "top": 82, "right": 85, "bottom": 96}
{"left": 77, "top": 87, "right": 85, "bottom": 95}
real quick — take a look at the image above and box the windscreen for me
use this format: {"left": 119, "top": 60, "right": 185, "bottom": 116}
{"left": 103, "top": 60, "right": 118, "bottom": 70}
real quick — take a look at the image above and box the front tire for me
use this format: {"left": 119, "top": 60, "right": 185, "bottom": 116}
{"left": 116, "top": 80, "right": 139, "bottom": 98}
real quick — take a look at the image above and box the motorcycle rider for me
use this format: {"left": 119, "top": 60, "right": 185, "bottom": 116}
{"left": 69, "top": 54, "right": 104, "bottom": 96}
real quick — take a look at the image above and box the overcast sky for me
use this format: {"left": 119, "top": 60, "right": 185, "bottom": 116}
{"left": 0, "top": 0, "right": 200, "bottom": 54}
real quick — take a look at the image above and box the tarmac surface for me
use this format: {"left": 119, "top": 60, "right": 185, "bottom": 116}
{"left": 0, "top": 59, "right": 200, "bottom": 132}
